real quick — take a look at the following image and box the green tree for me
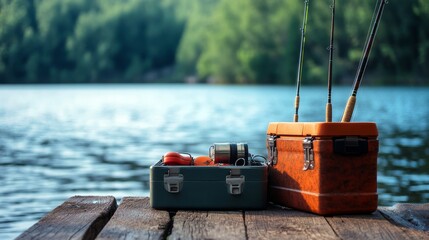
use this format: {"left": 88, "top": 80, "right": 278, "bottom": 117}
{"left": 184, "top": 0, "right": 301, "bottom": 84}
{"left": 67, "top": 0, "right": 183, "bottom": 82}
{"left": 415, "top": 0, "right": 429, "bottom": 83}
{"left": 1, "top": 0, "right": 428, "bottom": 85}
{"left": 0, "top": 0, "right": 184, "bottom": 83}
{"left": 371, "top": 1, "right": 419, "bottom": 85}
{"left": 36, "top": 0, "right": 92, "bottom": 82}
{"left": 176, "top": 0, "right": 219, "bottom": 79}
{"left": 0, "top": 0, "right": 39, "bottom": 82}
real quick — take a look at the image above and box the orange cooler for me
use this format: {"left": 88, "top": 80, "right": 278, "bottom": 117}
{"left": 266, "top": 122, "right": 378, "bottom": 215}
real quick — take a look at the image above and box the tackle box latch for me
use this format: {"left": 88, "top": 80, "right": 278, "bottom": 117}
{"left": 226, "top": 169, "right": 245, "bottom": 195}
{"left": 267, "top": 135, "right": 278, "bottom": 165}
{"left": 164, "top": 168, "right": 184, "bottom": 193}
{"left": 303, "top": 137, "right": 314, "bottom": 171}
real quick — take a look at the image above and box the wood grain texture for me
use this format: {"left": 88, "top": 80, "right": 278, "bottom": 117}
{"left": 326, "top": 210, "right": 429, "bottom": 240}
{"left": 96, "top": 197, "right": 171, "bottom": 240}
{"left": 16, "top": 196, "right": 429, "bottom": 240}
{"left": 169, "top": 210, "right": 246, "bottom": 240}
{"left": 16, "top": 196, "right": 117, "bottom": 240}
{"left": 245, "top": 206, "right": 338, "bottom": 239}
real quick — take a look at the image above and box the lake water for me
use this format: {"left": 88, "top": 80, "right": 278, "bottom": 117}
{"left": 1, "top": 84, "right": 428, "bottom": 239}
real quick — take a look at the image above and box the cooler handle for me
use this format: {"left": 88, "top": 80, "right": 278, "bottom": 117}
{"left": 333, "top": 136, "right": 368, "bottom": 155}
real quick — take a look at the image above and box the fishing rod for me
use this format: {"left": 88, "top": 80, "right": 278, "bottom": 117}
{"left": 341, "top": 0, "right": 387, "bottom": 122}
{"left": 294, "top": 0, "right": 310, "bottom": 122}
{"left": 326, "top": 0, "right": 335, "bottom": 122}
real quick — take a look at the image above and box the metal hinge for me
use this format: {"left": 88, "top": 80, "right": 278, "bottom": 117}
{"left": 164, "top": 168, "right": 183, "bottom": 193}
{"left": 226, "top": 169, "right": 245, "bottom": 195}
{"left": 303, "top": 137, "right": 314, "bottom": 171}
{"left": 267, "top": 135, "right": 278, "bottom": 165}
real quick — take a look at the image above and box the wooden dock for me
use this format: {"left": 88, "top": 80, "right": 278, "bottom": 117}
{"left": 16, "top": 196, "right": 429, "bottom": 240}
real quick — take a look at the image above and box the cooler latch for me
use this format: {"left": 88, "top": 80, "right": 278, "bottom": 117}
{"left": 267, "top": 135, "right": 278, "bottom": 165}
{"left": 226, "top": 169, "right": 245, "bottom": 195}
{"left": 303, "top": 137, "right": 314, "bottom": 171}
{"left": 164, "top": 168, "right": 183, "bottom": 193}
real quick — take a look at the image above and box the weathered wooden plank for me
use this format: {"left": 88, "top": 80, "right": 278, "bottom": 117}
{"left": 325, "top": 210, "right": 429, "bottom": 240}
{"left": 245, "top": 206, "right": 339, "bottom": 239}
{"left": 169, "top": 210, "right": 246, "bottom": 240}
{"left": 16, "top": 196, "right": 117, "bottom": 240}
{"left": 17, "top": 196, "right": 429, "bottom": 240}
{"left": 96, "top": 197, "right": 171, "bottom": 240}
{"left": 379, "top": 203, "right": 429, "bottom": 231}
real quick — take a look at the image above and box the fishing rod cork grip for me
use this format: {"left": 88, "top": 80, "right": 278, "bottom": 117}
{"left": 341, "top": 95, "right": 356, "bottom": 122}
{"left": 326, "top": 103, "right": 332, "bottom": 122}
{"left": 294, "top": 96, "right": 300, "bottom": 122}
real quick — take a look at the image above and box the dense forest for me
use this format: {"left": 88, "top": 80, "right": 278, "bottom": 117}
{"left": 0, "top": 0, "right": 428, "bottom": 85}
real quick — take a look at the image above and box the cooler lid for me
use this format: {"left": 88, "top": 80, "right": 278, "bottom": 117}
{"left": 267, "top": 122, "right": 378, "bottom": 137}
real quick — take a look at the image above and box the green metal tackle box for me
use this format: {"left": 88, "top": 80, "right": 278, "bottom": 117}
{"left": 150, "top": 160, "right": 268, "bottom": 210}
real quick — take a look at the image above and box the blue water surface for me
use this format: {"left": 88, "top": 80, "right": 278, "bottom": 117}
{"left": 0, "top": 84, "right": 428, "bottom": 239}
